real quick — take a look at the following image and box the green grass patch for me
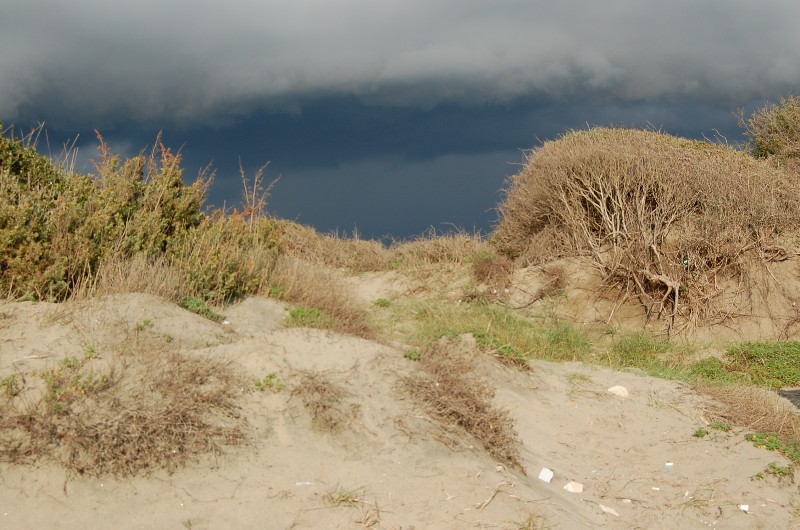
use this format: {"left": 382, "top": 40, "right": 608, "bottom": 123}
{"left": 723, "top": 341, "right": 800, "bottom": 388}
{"left": 374, "top": 298, "right": 392, "bottom": 308}
{"left": 286, "top": 306, "right": 336, "bottom": 329}
{"left": 408, "top": 301, "right": 592, "bottom": 365}
{"left": 179, "top": 296, "right": 224, "bottom": 322}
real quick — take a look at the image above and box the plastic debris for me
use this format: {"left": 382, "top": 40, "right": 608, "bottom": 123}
{"left": 563, "top": 481, "right": 583, "bottom": 493}
{"left": 738, "top": 504, "right": 750, "bottom": 513}
{"left": 600, "top": 504, "right": 619, "bottom": 516}
{"left": 538, "top": 467, "right": 554, "bottom": 483}
{"left": 607, "top": 385, "right": 629, "bottom": 398}
{"left": 663, "top": 462, "right": 674, "bottom": 473}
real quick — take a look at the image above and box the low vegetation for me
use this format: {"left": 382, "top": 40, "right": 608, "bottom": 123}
{"left": 0, "top": 335, "right": 247, "bottom": 476}
{"left": 4, "top": 96, "right": 800, "bottom": 480}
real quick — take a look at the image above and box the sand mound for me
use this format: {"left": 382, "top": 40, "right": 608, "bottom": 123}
{"left": 2, "top": 289, "right": 799, "bottom": 528}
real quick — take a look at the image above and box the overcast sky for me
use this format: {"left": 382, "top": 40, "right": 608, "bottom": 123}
{"left": 4, "top": 1, "right": 800, "bottom": 238}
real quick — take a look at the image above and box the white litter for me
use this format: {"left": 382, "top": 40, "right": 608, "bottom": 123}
{"left": 738, "top": 504, "right": 750, "bottom": 513}
{"left": 607, "top": 385, "right": 629, "bottom": 398}
{"left": 538, "top": 467, "right": 554, "bottom": 483}
{"left": 600, "top": 504, "right": 619, "bottom": 516}
{"left": 663, "top": 462, "right": 674, "bottom": 472}
{"left": 563, "top": 481, "right": 583, "bottom": 493}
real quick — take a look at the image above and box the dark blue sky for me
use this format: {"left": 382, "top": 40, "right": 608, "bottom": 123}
{"left": 3, "top": 1, "right": 798, "bottom": 239}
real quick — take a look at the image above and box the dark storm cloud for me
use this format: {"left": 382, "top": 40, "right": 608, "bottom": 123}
{"left": 3, "top": 0, "right": 799, "bottom": 126}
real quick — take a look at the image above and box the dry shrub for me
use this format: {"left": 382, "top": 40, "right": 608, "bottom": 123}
{"left": 270, "top": 255, "right": 374, "bottom": 338}
{"left": 402, "top": 341, "right": 524, "bottom": 473}
{"left": 701, "top": 385, "right": 800, "bottom": 441}
{"left": 741, "top": 95, "right": 800, "bottom": 176}
{"left": 494, "top": 127, "right": 800, "bottom": 325}
{"left": 0, "top": 348, "right": 247, "bottom": 476}
{"left": 292, "top": 371, "right": 354, "bottom": 432}
{"left": 72, "top": 253, "right": 183, "bottom": 301}
{"left": 278, "top": 221, "right": 390, "bottom": 272}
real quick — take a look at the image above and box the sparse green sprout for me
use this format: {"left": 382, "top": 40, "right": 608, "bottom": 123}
{"left": 710, "top": 422, "right": 731, "bottom": 432}
{"left": 766, "top": 462, "right": 794, "bottom": 478}
{"left": 753, "top": 472, "right": 766, "bottom": 481}
{"left": 404, "top": 349, "right": 421, "bottom": 361}
{"left": 374, "top": 298, "right": 391, "bottom": 308}
{"left": 1, "top": 374, "right": 22, "bottom": 398}
{"left": 253, "top": 373, "right": 285, "bottom": 392}
{"left": 83, "top": 345, "right": 98, "bottom": 360}
{"left": 180, "top": 297, "right": 224, "bottom": 322}
{"left": 135, "top": 319, "right": 153, "bottom": 332}
{"left": 693, "top": 428, "right": 709, "bottom": 438}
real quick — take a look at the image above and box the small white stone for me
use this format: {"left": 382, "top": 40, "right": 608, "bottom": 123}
{"left": 607, "top": 385, "right": 629, "bottom": 398}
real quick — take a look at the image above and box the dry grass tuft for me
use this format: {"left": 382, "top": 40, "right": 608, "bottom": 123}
{"left": 0, "top": 346, "right": 247, "bottom": 476}
{"left": 292, "top": 371, "right": 355, "bottom": 432}
{"left": 701, "top": 385, "right": 800, "bottom": 440}
{"left": 402, "top": 340, "right": 525, "bottom": 473}
{"left": 270, "top": 255, "right": 374, "bottom": 338}
{"left": 390, "top": 230, "right": 489, "bottom": 269}
{"left": 472, "top": 251, "right": 514, "bottom": 297}
{"left": 278, "top": 221, "right": 390, "bottom": 272}
{"left": 494, "top": 127, "right": 800, "bottom": 327}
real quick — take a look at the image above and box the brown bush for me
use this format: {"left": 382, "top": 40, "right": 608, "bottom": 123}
{"left": 401, "top": 341, "right": 524, "bottom": 473}
{"left": 494, "top": 127, "right": 800, "bottom": 325}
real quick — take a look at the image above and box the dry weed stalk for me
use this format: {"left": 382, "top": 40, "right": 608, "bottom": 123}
{"left": 701, "top": 385, "right": 800, "bottom": 439}
{"left": 292, "top": 371, "right": 355, "bottom": 432}
{"left": 401, "top": 341, "right": 525, "bottom": 473}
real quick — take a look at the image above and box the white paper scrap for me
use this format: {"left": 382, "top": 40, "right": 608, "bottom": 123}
{"left": 563, "top": 481, "right": 583, "bottom": 493}
{"left": 738, "top": 504, "right": 750, "bottom": 513}
{"left": 600, "top": 504, "right": 619, "bottom": 516}
{"left": 538, "top": 467, "right": 554, "bottom": 483}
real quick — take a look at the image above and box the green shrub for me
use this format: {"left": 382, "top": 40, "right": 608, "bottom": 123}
{"left": 171, "top": 213, "right": 280, "bottom": 305}
{"left": 0, "top": 127, "right": 280, "bottom": 304}
{"left": 0, "top": 128, "right": 209, "bottom": 300}
{"left": 741, "top": 95, "right": 800, "bottom": 171}
{"left": 286, "top": 306, "right": 336, "bottom": 329}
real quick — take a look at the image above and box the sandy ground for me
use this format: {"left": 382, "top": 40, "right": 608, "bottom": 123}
{"left": 2, "top": 272, "right": 800, "bottom": 529}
